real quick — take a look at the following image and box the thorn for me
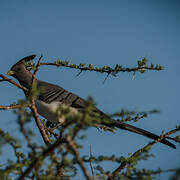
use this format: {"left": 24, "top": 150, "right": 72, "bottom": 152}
{"left": 102, "top": 73, "right": 110, "bottom": 84}
{"left": 132, "top": 71, "right": 136, "bottom": 80}
{"left": 76, "top": 70, "right": 83, "bottom": 77}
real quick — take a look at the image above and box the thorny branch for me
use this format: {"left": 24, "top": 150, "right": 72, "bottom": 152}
{"left": 66, "top": 136, "right": 94, "bottom": 180}
{"left": 108, "top": 126, "right": 180, "bottom": 180}
{"left": 38, "top": 57, "right": 163, "bottom": 83}
{"left": 39, "top": 58, "right": 163, "bottom": 77}
{"left": 18, "top": 135, "right": 66, "bottom": 180}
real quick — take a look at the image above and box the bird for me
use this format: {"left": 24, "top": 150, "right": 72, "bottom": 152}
{"left": 7, "top": 55, "right": 176, "bottom": 149}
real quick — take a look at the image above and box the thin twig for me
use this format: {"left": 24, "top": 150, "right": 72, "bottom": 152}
{"left": 0, "top": 103, "right": 30, "bottom": 110}
{"left": 132, "top": 71, "right": 136, "bottom": 80}
{"left": 166, "top": 136, "right": 180, "bottom": 143}
{"left": 66, "top": 136, "right": 93, "bottom": 180}
{"left": 33, "top": 55, "right": 43, "bottom": 77}
{"left": 89, "top": 144, "right": 95, "bottom": 178}
{"left": 103, "top": 73, "right": 110, "bottom": 84}
{"left": 76, "top": 70, "right": 83, "bottom": 76}
{"left": 46, "top": 127, "right": 59, "bottom": 139}
{"left": 31, "top": 55, "right": 43, "bottom": 87}
{"left": 0, "top": 74, "right": 28, "bottom": 92}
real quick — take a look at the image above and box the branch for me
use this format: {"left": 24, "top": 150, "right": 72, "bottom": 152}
{"left": 39, "top": 58, "right": 163, "bottom": 77}
{"left": 30, "top": 100, "right": 51, "bottom": 146}
{"left": 66, "top": 136, "right": 94, "bottom": 180}
{"left": 0, "top": 103, "right": 30, "bottom": 110}
{"left": 0, "top": 74, "right": 28, "bottom": 92}
{"left": 33, "top": 55, "right": 43, "bottom": 77}
{"left": 108, "top": 126, "right": 180, "bottom": 180}
{"left": 166, "top": 136, "right": 180, "bottom": 143}
{"left": 40, "top": 62, "right": 161, "bottom": 73}
{"left": 27, "top": 55, "right": 51, "bottom": 146}
{"left": 30, "top": 55, "right": 42, "bottom": 93}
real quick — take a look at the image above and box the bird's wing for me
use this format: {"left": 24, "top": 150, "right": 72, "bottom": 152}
{"left": 36, "top": 80, "right": 176, "bottom": 149}
{"left": 37, "top": 80, "right": 85, "bottom": 110}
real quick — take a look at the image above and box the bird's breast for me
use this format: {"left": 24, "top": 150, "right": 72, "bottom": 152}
{"left": 35, "top": 100, "right": 77, "bottom": 124}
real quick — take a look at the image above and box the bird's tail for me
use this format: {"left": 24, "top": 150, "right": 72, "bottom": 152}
{"left": 102, "top": 119, "right": 176, "bottom": 149}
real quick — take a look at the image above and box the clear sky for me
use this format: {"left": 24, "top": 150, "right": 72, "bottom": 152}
{"left": 0, "top": 0, "right": 179, "bottom": 179}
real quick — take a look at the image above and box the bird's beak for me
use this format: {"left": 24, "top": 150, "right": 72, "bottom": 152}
{"left": 7, "top": 70, "right": 14, "bottom": 76}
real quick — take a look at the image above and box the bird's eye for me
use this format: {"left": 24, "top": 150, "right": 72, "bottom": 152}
{"left": 26, "top": 66, "right": 32, "bottom": 71}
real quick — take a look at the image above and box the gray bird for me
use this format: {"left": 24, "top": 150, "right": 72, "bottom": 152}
{"left": 7, "top": 55, "right": 176, "bottom": 149}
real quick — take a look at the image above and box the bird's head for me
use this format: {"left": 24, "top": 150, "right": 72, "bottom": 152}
{"left": 7, "top": 55, "right": 36, "bottom": 78}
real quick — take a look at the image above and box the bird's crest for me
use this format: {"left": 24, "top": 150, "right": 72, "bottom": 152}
{"left": 12, "top": 55, "right": 36, "bottom": 68}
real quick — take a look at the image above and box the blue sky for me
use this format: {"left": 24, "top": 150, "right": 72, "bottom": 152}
{"left": 0, "top": 0, "right": 179, "bottom": 179}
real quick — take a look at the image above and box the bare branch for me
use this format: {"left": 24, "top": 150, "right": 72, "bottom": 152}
{"left": 0, "top": 103, "right": 30, "bottom": 110}
{"left": 0, "top": 74, "right": 28, "bottom": 92}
